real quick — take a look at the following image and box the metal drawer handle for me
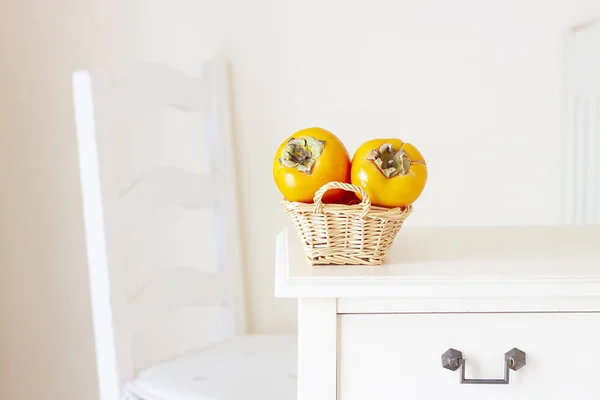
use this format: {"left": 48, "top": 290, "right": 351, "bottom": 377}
{"left": 441, "top": 348, "right": 526, "bottom": 384}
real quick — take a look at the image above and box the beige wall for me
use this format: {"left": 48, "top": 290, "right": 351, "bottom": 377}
{"left": 1, "top": 1, "right": 599, "bottom": 399}
{"left": 0, "top": 2, "right": 113, "bottom": 398}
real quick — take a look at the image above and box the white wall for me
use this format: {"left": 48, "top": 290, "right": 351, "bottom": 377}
{"left": 1, "top": 1, "right": 599, "bottom": 399}
{"left": 247, "top": 0, "right": 600, "bottom": 333}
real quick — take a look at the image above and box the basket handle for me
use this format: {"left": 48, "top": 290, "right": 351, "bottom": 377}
{"left": 313, "top": 181, "right": 371, "bottom": 219}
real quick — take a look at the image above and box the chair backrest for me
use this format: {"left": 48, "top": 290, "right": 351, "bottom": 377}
{"left": 564, "top": 20, "right": 600, "bottom": 225}
{"left": 72, "top": 59, "right": 246, "bottom": 400}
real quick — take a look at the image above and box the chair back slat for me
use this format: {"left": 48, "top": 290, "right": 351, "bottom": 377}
{"left": 120, "top": 165, "right": 219, "bottom": 209}
{"left": 109, "top": 63, "right": 207, "bottom": 112}
{"left": 126, "top": 267, "right": 225, "bottom": 335}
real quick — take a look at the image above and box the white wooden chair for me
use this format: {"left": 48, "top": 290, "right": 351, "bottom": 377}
{"left": 72, "top": 59, "right": 297, "bottom": 400}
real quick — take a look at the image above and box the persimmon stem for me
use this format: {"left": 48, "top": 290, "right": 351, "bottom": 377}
{"left": 278, "top": 136, "right": 325, "bottom": 174}
{"left": 367, "top": 143, "right": 412, "bottom": 178}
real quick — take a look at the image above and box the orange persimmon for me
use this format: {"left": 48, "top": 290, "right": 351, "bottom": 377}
{"left": 351, "top": 138, "right": 427, "bottom": 208}
{"left": 273, "top": 127, "right": 351, "bottom": 203}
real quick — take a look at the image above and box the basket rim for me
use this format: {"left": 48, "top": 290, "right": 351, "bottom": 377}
{"left": 282, "top": 197, "right": 410, "bottom": 211}
{"left": 281, "top": 197, "right": 413, "bottom": 219}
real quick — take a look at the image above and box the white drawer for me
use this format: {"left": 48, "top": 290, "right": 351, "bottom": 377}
{"left": 338, "top": 312, "right": 600, "bottom": 400}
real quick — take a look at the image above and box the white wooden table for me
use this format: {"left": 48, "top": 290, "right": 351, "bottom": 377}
{"left": 275, "top": 225, "right": 600, "bottom": 400}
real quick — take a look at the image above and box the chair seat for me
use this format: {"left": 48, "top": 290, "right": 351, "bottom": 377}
{"left": 126, "top": 334, "right": 297, "bottom": 400}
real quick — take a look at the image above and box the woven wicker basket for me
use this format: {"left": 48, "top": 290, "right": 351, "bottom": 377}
{"left": 282, "top": 181, "right": 412, "bottom": 266}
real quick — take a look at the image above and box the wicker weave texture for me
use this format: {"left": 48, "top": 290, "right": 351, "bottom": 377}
{"left": 283, "top": 181, "right": 412, "bottom": 266}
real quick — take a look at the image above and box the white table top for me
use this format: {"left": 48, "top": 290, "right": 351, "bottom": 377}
{"left": 274, "top": 224, "right": 600, "bottom": 300}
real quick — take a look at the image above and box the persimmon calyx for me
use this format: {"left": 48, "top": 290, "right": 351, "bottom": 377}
{"left": 278, "top": 136, "right": 325, "bottom": 174}
{"left": 367, "top": 143, "right": 412, "bottom": 178}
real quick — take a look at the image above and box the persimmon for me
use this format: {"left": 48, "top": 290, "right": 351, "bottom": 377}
{"left": 273, "top": 127, "right": 351, "bottom": 203}
{"left": 351, "top": 138, "right": 427, "bottom": 208}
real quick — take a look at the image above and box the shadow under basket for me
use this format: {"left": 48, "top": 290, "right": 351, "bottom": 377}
{"left": 282, "top": 181, "right": 412, "bottom": 266}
